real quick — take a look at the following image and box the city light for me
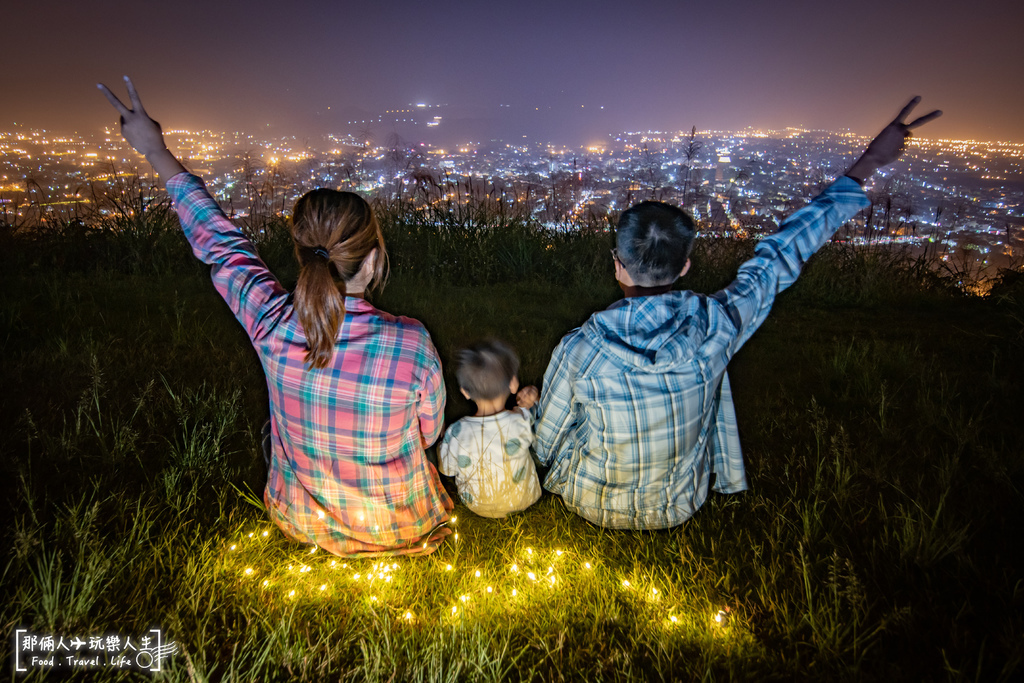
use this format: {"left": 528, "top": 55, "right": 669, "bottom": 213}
{"left": 1, "top": 125, "right": 1017, "bottom": 274}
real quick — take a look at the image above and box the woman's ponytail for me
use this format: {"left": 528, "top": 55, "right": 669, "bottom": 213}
{"left": 291, "top": 190, "right": 384, "bottom": 370}
{"left": 294, "top": 245, "right": 346, "bottom": 369}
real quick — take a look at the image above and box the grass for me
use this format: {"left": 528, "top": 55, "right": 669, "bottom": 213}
{"left": 1, "top": 203, "right": 1023, "bottom": 681}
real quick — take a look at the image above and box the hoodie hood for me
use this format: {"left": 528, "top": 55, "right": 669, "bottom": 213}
{"left": 582, "top": 292, "right": 710, "bottom": 372}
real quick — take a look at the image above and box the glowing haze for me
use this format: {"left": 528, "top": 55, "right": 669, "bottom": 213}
{"left": 2, "top": 0, "right": 1021, "bottom": 144}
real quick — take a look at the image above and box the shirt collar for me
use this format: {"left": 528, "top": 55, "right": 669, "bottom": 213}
{"left": 617, "top": 281, "right": 675, "bottom": 299}
{"left": 344, "top": 296, "right": 377, "bottom": 314}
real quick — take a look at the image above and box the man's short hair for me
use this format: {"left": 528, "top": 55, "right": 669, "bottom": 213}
{"left": 454, "top": 339, "right": 520, "bottom": 402}
{"left": 616, "top": 201, "right": 697, "bottom": 287}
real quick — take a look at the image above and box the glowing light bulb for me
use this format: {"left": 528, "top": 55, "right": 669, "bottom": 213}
{"left": 317, "top": 510, "right": 325, "bottom": 519}
{"left": 512, "top": 589, "right": 517, "bottom": 597}
{"left": 715, "top": 610, "right": 727, "bottom": 624}
{"left": 454, "top": 533, "right": 459, "bottom": 541}
{"left": 342, "top": 563, "right": 348, "bottom": 569}
{"left": 487, "top": 586, "right": 492, "bottom": 593}
{"left": 546, "top": 566, "right": 553, "bottom": 575}
{"left": 451, "top": 605, "right": 458, "bottom": 615}
{"left": 527, "top": 572, "right": 536, "bottom": 581}
{"left": 248, "top": 532, "right": 254, "bottom": 538}
{"left": 526, "top": 547, "right": 533, "bottom": 555}
{"left": 404, "top": 612, "right": 413, "bottom": 621}
{"left": 556, "top": 550, "right": 563, "bottom": 556}
{"left": 385, "top": 576, "right": 392, "bottom": 583}
{"left": 460, "top": 595, "right": 468, "bottom": 603}
{"left": 651, "top": 588, "right": 658, "bottom": 595}
{"left": 451, "top": 516, "right": 457, "bottom": 523}
{"left": 244, "top": 568, "right": 253, "bottom": 575}
{"left": 446, "top": 564, "right": 453, "bottom": 571}
{"left": 320, "top": 584, "right": 326, "bottom": 591}
{"left": 262, "top": 580, "right": 269, "bottom": 587}
{"left": 670, "top": 616, "right": 678, "bottom": 623}
{"left": 622, "top": 580, "right": 631, "bottom": 588}
{"left": 475, "top": 570, "right": 481, "bottom": 578}
{"left": 354, "top": 573, "right": 361, "bottom": 580}
{"left": 330, "top": 560, "right": 336, "bottom": 567}
{"left": 549, "top": 576, "right": 556, "bottom": 585}
{"left": 584, "top": 562, "right": 592, "bottom": 570}
{"left": 371, "top": 596, "right": 378, "bottom": 602}
{"left": 310, "top": 546, "right": 317, "bottom": 554}
{"left": 230, "top": 544, "right": 236, "bottom": 551}
{"left": 392, "top": 563, "right": 398, "bottom": 569}
{"left": 262, "top": 531, "right": 269, "bottom": 537}
{"left": 511, "top": 564, "right": 518, "bottom": 573}
{"left": 288, "top": 590, "right": 295, "bottom": 597}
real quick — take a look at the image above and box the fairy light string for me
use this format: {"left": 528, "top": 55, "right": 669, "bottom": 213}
{"left": 222, "top": 515, "right": 736, "bottom": 633}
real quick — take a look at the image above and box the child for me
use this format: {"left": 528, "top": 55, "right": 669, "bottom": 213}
{"left": 439, "top": 340, "right": 542, "bottom": 518}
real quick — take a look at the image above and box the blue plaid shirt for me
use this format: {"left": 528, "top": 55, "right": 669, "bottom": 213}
{"left": 535, "top": 176, "right": 869, "bottom": 529}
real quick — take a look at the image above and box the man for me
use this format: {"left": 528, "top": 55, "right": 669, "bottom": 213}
{"left": 534, "top": 98, "right": 941, "bottom": 529}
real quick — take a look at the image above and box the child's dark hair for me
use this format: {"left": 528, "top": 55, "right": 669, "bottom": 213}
{"left": 454, "top": 339, "right": 519, "bottom": 402}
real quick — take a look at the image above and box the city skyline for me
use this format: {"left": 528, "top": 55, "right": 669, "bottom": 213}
{"left": 2, "top": 0, "right": 1022, "bottom": 145}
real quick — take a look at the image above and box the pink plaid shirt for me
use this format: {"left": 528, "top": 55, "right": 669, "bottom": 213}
{"left": 167, "top": 173, "right": 453, "bottom": 556}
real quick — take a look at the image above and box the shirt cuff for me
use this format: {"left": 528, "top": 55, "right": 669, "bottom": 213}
{"left": 830, "top": 175, "right": 871, "bottom": 211}
{"left": 165, "top": 172, "right": 203, "bottom": 204}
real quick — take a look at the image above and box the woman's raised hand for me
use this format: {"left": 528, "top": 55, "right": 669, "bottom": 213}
{"left": 98, "top": 76, "right": 167, "bottom": 157}
{"left": 97, "top": 76, "right": 187, "bottom": 186}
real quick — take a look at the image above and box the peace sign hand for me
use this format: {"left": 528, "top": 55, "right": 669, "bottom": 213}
{"left": 97, "top": 76, "right": 167, "bottom": 158}
{"left": 861, "top": 96, "right": 942, "bottom": 167}
{"left": 97, "top": 76, "right": 186, "bottom": 186}
{"left": 846, "top": 97, "right": 942, "bottom": 184}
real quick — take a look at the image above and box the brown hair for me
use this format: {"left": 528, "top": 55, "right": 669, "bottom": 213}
{"left": 291, "top": 189, "right": 387, "bottom": 369}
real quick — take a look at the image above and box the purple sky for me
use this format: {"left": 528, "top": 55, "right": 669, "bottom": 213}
{"left": 3, "top": 0, "right": 1022, "bottom": 144}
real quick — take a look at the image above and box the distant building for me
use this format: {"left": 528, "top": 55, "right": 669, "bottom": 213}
{"left": 715, "top": 155, "right": 731, "bottom": 187}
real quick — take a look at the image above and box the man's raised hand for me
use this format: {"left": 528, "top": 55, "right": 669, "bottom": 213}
{"left": 846, "top": 97, "right": 942, "bottom": 184}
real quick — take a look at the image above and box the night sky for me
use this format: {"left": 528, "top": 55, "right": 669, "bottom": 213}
{"left": 3, "top": 0, "right": 1022, "bottom": 145}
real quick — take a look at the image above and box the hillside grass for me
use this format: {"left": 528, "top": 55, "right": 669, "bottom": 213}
{"left": 1, "top": 205, "right": 1022, "bottom": 681}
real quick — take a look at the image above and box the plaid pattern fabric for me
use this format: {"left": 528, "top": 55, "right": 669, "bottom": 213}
{"left": 535, "top": 176, "right": 869, "bottom": 529}
{"left": 167, "top": 173, "right": 453, "bottom": 556}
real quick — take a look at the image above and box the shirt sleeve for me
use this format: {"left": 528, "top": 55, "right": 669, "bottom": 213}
{"left": 416, "top": 338, "right": 446, "bottom": 448}
{"left": 534, "top": 337, "right": 577, "bottom": 466}
{"left": 513, "top": 407, "right": 536, "bottom": 448}
{"left": 167, "top": 173, "right": 290, "bottom": 342}
{"left": 437, "top": 427, "right": 458, "bottom": 476}
{"left": 710, "top": 176, "right": 869, "bottom": 352}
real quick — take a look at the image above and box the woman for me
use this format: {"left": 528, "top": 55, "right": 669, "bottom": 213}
{"left": 100, "top": 77, "right": 453, "bottom": 556}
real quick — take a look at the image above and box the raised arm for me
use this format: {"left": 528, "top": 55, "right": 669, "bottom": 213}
{"left": 100, "top": 77, "right": 290, "bottom": 343}
{"left": 98, "top": 76, "right": 187, "bottom": 186}
{"left": 710, "top": 97, "right": 941, "bottom": 353}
